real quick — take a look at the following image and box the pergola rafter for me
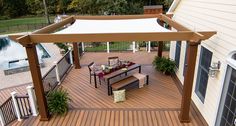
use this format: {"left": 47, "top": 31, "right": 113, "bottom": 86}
{"left": 8, "top": 14, "right": 216, "bottom": 122}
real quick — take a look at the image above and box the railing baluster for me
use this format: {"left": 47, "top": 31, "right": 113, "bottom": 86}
{"left": 16, "top": 97, "right": 22, "bottom": 118}
{"left": 26, "top": 97, "right": 31, "bottom": 115}
{"left": 24, "top": 98, "right": 29, "bottom": 116}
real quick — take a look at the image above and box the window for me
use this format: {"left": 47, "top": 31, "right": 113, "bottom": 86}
{"left": 195, "top": 46, "right": 212, "bottom": 102}
{"left": 175, "top": 41, "right": 181, "bottom": 68}
{"left": 183, "top": 43, "right": 189, "bottom": 76}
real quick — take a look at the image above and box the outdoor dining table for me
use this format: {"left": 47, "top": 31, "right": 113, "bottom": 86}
{"left": 94, "top": 63, "right": 141, "bottom": 95}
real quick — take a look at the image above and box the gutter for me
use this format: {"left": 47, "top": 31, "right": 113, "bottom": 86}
{"left": 167, "top": 0, "right": 181, "bottom": 14}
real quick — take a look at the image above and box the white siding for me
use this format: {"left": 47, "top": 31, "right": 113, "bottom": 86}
{"left": 170, "top": 0, "right": 236, "bottom": 125}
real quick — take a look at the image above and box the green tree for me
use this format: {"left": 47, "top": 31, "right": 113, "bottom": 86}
{"left": 1, "top": 0, "right": 28, "bottom": 18}
{"left": 26, "top": 0, "right": 43, "bottom": 15}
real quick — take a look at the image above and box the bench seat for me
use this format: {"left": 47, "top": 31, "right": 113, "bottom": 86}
{"left": 111, "top": 76, "right": 139, "bottom": 90}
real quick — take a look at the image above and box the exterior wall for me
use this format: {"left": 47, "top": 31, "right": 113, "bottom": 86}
{"left": 169, "top": 0, "right": 236, "bottom": 125}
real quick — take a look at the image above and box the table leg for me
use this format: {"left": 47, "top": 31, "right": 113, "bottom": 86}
{"left": 94, "top": 75, "right": 97, "bottom": 88}
{"left": 139, "top": 66, "right": 141, "bottom": 73}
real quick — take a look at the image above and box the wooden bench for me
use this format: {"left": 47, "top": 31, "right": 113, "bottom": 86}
{"left": 111, "top": 76, "right": 139, "bottom": 90}
{"left": 111, "top": 74, "right": 149, "bottom": 91}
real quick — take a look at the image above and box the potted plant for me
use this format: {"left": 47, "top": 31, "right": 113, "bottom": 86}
{"left": 47, "top": 88, "right": 70, "bottom": 115}
{"left": 152, "top": 56, "right": 176, "bottom": 75}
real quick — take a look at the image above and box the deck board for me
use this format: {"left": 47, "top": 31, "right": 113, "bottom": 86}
{"left": 6, "top": 52, "right": 207, "bottom": 126}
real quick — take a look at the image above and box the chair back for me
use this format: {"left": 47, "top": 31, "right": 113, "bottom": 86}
{"left": 108, "top": 56, "right": 119, "bottom": 66}
{"left": 88, "top": 62, "right": 95, "bottom": 73}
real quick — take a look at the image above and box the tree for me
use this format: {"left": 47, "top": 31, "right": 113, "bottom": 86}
{"left": 26, "top": 0, "right": 43, "bottom": 15}
{"left": 43, "top": 0, "right": 50, "bottom": 24}
{"left": 1, "top": 0, "right": 28, "bottom": 18}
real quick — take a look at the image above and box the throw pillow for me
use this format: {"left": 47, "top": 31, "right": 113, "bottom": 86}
{"left": 113, "top": 89, "right": 126, "bottom": 103}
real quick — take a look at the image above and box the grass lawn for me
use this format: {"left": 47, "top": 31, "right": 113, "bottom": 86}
{"left": 0, "top": 16, "right": 54, "bottom": 34}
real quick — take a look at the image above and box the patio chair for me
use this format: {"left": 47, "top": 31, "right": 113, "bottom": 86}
{"left": 88, "top": 62, "right": 101, "bottom": 86}
{"left": 108, "top": 56, "right": 119, "bottom": 66}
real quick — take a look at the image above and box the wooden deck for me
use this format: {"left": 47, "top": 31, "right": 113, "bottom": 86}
{"left": 9, "top": 52, "right": 207, "bottom": 126}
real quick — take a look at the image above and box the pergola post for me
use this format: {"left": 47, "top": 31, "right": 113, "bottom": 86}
{"left": 73, "top": 43, "right": 81, "bottom": 69}
{"left": 158, "top": 42, "right": 163, "bottom": 57}
{"left": 158, "top": 21, "right": 164, "bottom": 57}
{"left": 179, "top": 41, "right": 200, "bottom": 122}
{"left": 25, "top": 44, "right": 50, "bottom": 121}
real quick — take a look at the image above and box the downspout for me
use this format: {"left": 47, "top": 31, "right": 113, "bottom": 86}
{"left": 167, "top": 0, "right": 181, "bottom": 14}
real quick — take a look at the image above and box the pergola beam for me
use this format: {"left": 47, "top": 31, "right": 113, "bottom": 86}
{"left": 71, "top": 14, "right": 173, "bottom": 20}
{"left": 159, "top": 14, "right": 205, "bottom": 42}
{"left": 28, "top": 32, "right": 197, "bottom": 43}
{"left": 33, "top": 16, "right": 75, "bottom": 34}
{"left": 160, "top": 14, "right": 189, "bottom": 31}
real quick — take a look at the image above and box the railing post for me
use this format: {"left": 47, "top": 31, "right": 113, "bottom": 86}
{"left": 82, "top": 42, "right": 85, "bottom": 52}
{"left": 26, "top": 86, "right": 39, "bottom": 116}
{"left": 68, "top": 47, "right": 73, "bottom": 65}
{"left": 0, "top": 109, "right": 5, "bottom": 126}
{"left": 10, "top": 92, "right": 21, "bottom": 121}
{"left": 132, "top": 41, "right": 136, "bottom": 53}
{"left": 107, "top": 42, "right": 110, "bottom": 53}
{"left": 148, "top": 41, "right": 151, "bottom": 53}
{"left": 54, "top": 62, "right": 61, "bottom": 85}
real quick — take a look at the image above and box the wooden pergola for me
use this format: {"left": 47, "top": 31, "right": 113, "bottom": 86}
{"left": 9, "top": 14, "right": 216, "bottom": 122}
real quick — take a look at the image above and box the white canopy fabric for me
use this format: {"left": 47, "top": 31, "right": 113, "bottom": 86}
{"left": 55, "top": 18, "right": 171, "bottom": 34}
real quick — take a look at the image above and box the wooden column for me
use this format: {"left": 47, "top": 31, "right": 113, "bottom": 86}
{"left": 25, "top": 44, "right": 50, "bottom": 121}
{"left": 73, "top": 43, "right": 81, "bottom": 69}
{"left": 158, "top": 42, "right": 163, "bottom": 57}
{"left": 158, "top": 21, "right": 164, "bottom": 57}
{"left": 179, "top": 41, "right": 199, "bottom": 122}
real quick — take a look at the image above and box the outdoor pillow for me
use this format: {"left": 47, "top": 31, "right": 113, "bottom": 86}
{"left": 110, "top": 59, "right": 119, "bottom": 66}
{"left": 113, "top": 89, "right": 126, "bottom": 103}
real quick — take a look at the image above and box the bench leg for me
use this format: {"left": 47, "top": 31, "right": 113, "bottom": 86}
{"left": 110, "top": 87, "right": 113, "bottom": 95}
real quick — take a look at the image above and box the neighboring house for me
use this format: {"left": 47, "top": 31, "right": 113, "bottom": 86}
{"left": 168, "top": 0, "right": 236, "bottom": 126}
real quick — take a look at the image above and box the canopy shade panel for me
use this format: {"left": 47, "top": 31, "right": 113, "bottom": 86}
{"left": 55, "top": 18, "right": 171, "bottom": 34}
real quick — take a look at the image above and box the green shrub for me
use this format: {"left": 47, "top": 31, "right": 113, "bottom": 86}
{"left": 138, "top": 42, "right": 146, "bottom": 47}
{"left": 151, "top": 42, "right": 158, "bottom": 47}
{"left": 55, "top": 43, "right": 69, "bottom": 53}
{"left": 152, "top": 56, "right": 176, "bottom": 75}
{"left": 47, "top": 88, "right": 70, "bottom": 115}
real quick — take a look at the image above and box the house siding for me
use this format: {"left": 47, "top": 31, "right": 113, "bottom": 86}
{"left": 170, "top": 0, "right": 236, "bottom": 125}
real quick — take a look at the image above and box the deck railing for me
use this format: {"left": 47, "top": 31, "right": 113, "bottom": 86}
{"left": 42, "top": 66, "right": 58, "bottom": 95}
{"left": 0, "top": 97, "right": 16, "bottom": 126}
{"left": 15, "top": 96, "right": 32, "bottom": 119}
{"left": 0, "top": 91, "right": 35, "bottom": 126}
{"left": 81, "top": 41, "right": 163, "bottom": 53}
{"left": 42, "top": 50, "right": 73, "bottom": 95}
{"left": 56, "top": 51, "right": 73, "bottom": 82}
